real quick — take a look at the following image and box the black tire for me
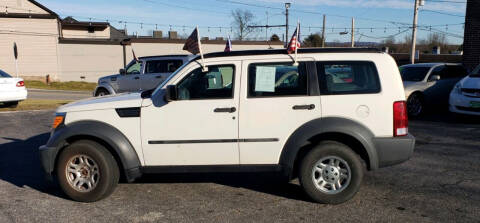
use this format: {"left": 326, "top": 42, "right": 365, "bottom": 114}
{"left": 95, "top": 88, "right": 110, "bottom": 97}
{"left": 56, "top": 140, "right": 120, "bottom": 202}
{"left": 299, "top": 141, "right": 364, "bottom": 204}
{"left": 407, "top": 93, "right": 424, "bottom": 117}
{"left": 4, "top": 101, "right": 19, "bottom": 108}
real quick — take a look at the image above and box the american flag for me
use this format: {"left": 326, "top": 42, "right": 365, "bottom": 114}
{"left": 224, "top": 36, "right": 232, "bottom": 52}
{"left": 183, "top": 28, "right": 200, "bottom": 55}
{"left": 287, "top": 25, "right": 300, "bottom": 54}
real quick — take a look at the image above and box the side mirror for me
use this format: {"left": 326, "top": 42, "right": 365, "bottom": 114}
{"left": 119, "top": 68, "right": 126, "bottom": 75}
{"left": 429, "top": 75, "right": 441, "bottom": 82}
{"left": 165, "top": 85, "right": 177, "bottom": 101}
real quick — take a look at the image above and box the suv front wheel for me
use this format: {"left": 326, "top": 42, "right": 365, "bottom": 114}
{"left": 299, "top": 141, "right": 364, "bottom": 204}
{"left": 56, "top": 140, "right": 120, "bottom": 202}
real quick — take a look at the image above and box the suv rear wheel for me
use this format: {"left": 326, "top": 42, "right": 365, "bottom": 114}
{"left": 56, "top": 140, "right": 119, "bottom": 202}
{"left": 299, "top": 141, "right": 364, "bottom": 204}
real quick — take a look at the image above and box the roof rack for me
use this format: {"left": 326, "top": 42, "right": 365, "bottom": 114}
{"left": 201, "top": 47, "right": 380, "bottom": 59}
{"left": 138, "top": 54, "right": 192, "bottom": 59}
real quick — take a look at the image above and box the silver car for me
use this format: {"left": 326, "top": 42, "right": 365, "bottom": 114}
{"left": 400, "top": 63, "right": 468, "bottom": 116}
{"left": 94, "top": 55, "right": 195, "bottom": 96}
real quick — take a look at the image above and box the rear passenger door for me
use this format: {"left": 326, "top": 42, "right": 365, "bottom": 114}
{"left": 141, "top": 59, "right": 183, "bottom": 91}
{"left": 238, "top": 58, "right": 320, "bottom": 164}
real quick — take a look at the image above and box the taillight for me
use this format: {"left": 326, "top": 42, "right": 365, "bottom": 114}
{"left": 16, "top": 81, "right": 24, "bottom": 87}
{"left": 393, "top": 101, "right": 408, "bottom": 137}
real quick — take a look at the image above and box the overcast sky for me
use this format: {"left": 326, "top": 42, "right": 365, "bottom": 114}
{"left": 39, "top": 0, "right": 467, "bottom": 44}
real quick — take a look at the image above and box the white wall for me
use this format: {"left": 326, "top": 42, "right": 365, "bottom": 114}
{"left": 57, "top": 42, "right": 283, "bottom": 82}
{"left": 0, "top": 18, "right": 59, "bottom": 79}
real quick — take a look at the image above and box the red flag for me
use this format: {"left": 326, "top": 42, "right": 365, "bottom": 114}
{"left": 287, "top": 26, "right": 301, "bottom": 54}
{"left": 183, "top": 28, "right": 200, "bottom": 55}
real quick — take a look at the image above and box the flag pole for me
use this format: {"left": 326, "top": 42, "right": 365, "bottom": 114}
{"left": 293, "top": 20, "right": 299, "bottom": 66}
{"left": 197, "top": 26, "right": 208, "bottom": 72}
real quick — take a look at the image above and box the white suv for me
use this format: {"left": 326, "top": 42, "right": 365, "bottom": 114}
{"left": 39, "top": 48, "right": 415, "bottom": 204}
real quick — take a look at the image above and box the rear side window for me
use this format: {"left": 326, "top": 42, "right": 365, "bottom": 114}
{"left": 316, "top": 61, "right": 380, "bottom": 95}
{"left": 248, "top": 62, "right": 308, "bottom": 97}
{"left": 145, "top": 60, "right": 183, "bottom": 74}
{"left": 443, "top": 65, "right": 468, "bottom": 79}
{"left": 0, "top": 70, "right": 11, "bottom": 78}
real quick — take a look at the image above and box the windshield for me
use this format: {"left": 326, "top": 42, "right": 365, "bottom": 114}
{"left": 0, "top": 69, "right": 12, "bottom": 78}
{"left": 470, "top": 64, "right": 480, "bottom": 77}
{"left": 399, "top": 66, "right": 431, "bottom": 82}
{"left": 152, "top": 60, "right": 191, "bottom": 96}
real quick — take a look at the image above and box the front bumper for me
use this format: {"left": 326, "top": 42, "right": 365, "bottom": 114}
{"left": 374, "top": 134, "right": 415, "bottom": 168}
{"left": 449, "top": 92, "right": 480, "bottom": 116}
{"left": 38, "top": 145, "right": 60, "bottom": 178}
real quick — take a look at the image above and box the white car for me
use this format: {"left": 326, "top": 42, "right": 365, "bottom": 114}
{"left": 39, "top": 48, "right": 415, "bottom": 204}
{"left": 449, "top": 64, "right": 480, "bottom": 116}
{"left": 0, "top": 69, "right": 27, "bottom": 107}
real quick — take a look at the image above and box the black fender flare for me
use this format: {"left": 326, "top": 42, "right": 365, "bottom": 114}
{"left": 279, "top": 117, "right": 379, "bottom": 176}
{"left": 45, "top": 120, "right": 142, "bottom": 182}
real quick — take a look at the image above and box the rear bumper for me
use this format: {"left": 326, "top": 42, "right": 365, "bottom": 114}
{"left": 0, "top": 89, "right": 27, "bottom": 102}
{"left": 374, "top": 134, "right": 415, "bottom": 168}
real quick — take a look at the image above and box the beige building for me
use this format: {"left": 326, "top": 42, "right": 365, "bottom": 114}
{"left": 0, "top": 0, "right": 283, "bottom": 82}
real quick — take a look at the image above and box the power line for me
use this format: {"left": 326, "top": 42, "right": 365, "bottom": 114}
{"left": 420, "top": 9, "right": 465, "bottom": 17}
{"left": 427, "top": 0, "right": 466, "bottom": 3}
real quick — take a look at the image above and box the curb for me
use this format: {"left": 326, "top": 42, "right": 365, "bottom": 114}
{"left": 28, "top": 88, "right": 92, "bottom": 94}
{"left": 0, "top": 109, "right": 54, "bottom": 114}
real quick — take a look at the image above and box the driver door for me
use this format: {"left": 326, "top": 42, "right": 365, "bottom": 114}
{"left": 117, "top": 61, "right": 142, "bottom": 92}
{"left": 141, "top": 61, "right": 241, "bottom": 166}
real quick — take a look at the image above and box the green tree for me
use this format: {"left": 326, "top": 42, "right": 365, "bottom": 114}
{"left": 303, "top": 33, "right": 324, "bottom": 47}
{"left": 270, "top": 34, "right": 280, "bottom": 41}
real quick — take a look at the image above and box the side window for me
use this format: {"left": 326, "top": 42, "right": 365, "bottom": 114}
{"left": 429, "top": 65, "right": 445, "bottom": 80}
{"left": 126, "top": 61, "right": 142, "bottom": 75}
{"left": 145, "top": 60, "right": 183, "bottom": 74}
{"left": 443, "top": 66, "right": 468, "bottom": 79}
{"left": 248, "top": 63, "right": 308, "bottom": 97}
{"left": 177, "top": 65, "right": 234, "bottom": 100}
{"left": 317, "top": 61, "right": 380, "bottom": 94}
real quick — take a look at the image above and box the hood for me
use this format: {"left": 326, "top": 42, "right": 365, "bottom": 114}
{"left": 98, "top": 74, "right": 120, "bottom": 82}
{"left": 57, "top": 92, "right": 143, "bottom": 113}
{"left": 458, "top": 76, "right": 480, "bottom": 89}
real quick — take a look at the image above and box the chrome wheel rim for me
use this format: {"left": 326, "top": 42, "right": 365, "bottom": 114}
{"left": 407, "top": 95, "right": 422, "bottom": 116}
{"left": 66, "top": 155, "right": 100, "bottom": 192}
{"left": 311, "top": 156, "right": 351, "bottom": 194}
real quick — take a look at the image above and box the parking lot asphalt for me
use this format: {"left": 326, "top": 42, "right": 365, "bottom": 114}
{"left": 0, "top": 110, "right": 479, "bottom": 223}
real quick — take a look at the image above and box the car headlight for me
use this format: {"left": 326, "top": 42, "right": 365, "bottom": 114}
{"left": 454, "top": 83, "right": 462, "bottom": 94}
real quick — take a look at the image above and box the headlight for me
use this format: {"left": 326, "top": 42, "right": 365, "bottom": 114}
{"left": 454, "top": 83, "right": 462, "bottom": 94}
{"left": 52, "top": 113, "right": 66, "bottom": 129}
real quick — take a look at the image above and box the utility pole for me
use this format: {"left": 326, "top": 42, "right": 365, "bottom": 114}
{"left": 410, "top": 0, "right": 419, "bottom": 64}
{"left": 410, "top": 0, "right": 424, "bottom": 64}
{"left": 351, "top": 17, "right": 355, "bottom": 47}
{"left": 285, "top": 3, "right": 291, "bottom": 47}
{"left": 322, "top": 14, "right": 326, "bottom": 47}
{"left": 266, "top": 11, "right": 268, "bottom": 41}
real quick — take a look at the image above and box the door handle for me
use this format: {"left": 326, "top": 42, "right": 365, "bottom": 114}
{"left": 292, "top": 104, "right": 315, "bottom": 110}
{"left": 134, "top": 77, "right": 140, "bottom": 80}
{"left": 155, "top": 76, "right": 162, "bottom": 79}
{"left": 214, "top": 107, "right": 236, "bottom": 113}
